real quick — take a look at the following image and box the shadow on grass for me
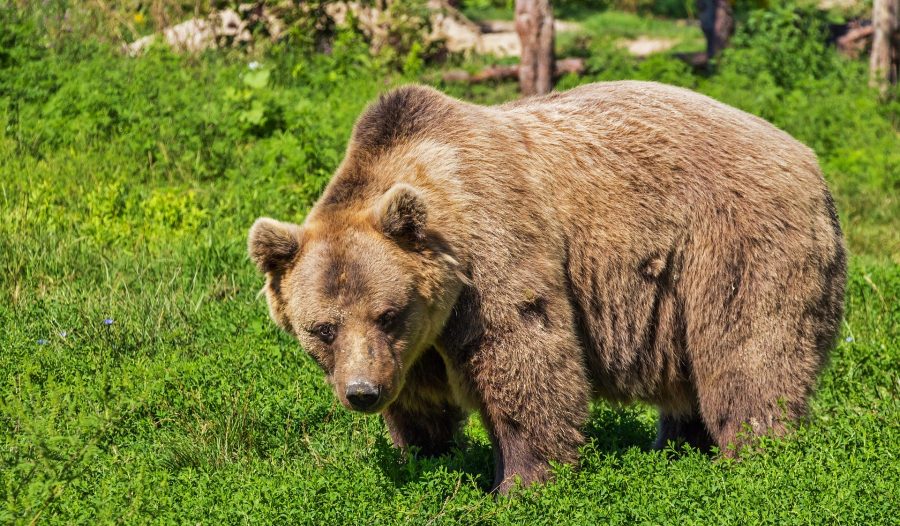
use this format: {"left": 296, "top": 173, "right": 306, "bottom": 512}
{"left": 583, "top": 404, "right": 657, "bottom": 453}
{"left": 374, "top": 403, "right": 659, "bottom": 491}
{"left": 373, "top": 432, "right": 495, "bottom": 491}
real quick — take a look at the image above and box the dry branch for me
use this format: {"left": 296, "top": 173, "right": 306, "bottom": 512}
{"left": 836, "top": 23, "right": 874, "bottom": 57}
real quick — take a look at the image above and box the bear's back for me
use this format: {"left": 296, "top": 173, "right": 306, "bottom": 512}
{"left": 487, "top": 81, "right": 832, "bottom": 256}
{"left": 498, "top": 81, "right": 822, "bottom": 197}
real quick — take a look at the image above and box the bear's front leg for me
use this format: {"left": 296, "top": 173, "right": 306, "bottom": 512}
{"left": 465, "top": 317, "right": 591, "bottom": 493}
{"left": 382, "top": 347, "right": 467, "bottom": 456}
{"left": 382, "top": 401, "right": 466, "bottom": 457}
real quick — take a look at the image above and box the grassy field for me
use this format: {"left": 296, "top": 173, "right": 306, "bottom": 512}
{"left": 2, "top": 3, "right": 899, "bottom": 524}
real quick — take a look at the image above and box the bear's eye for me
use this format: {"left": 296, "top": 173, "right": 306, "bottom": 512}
{"left": 376, "top": 309, "right": 399, "bottom": 331}
{"left": 311, "top": 322, "right": 336, "bottom": 344}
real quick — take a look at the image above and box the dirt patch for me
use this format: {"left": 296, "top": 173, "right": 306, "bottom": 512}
{"left": 478, "top": 32, "right": 521, "bottom": 57}
{"left": 616, "top": 37, "right": 678, "bottom": 57}
{"left": 818, "top": 0, "right": 865, "bottom": 9}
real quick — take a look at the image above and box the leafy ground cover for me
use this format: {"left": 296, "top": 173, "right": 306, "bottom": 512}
{"left": 1, "top": 3, "right": 898, "bottom": 524}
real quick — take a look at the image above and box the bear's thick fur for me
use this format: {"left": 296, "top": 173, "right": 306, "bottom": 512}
{"left": 249, "top": 82, "right": 846, "bottom": 493}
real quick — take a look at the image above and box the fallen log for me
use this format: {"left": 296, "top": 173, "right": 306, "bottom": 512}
{"left": 836, "top": 22, "right": 874, "bottom": 58}
{"left": 442, "top": 57, "right": 584, "bottom": 83}
{"left": 674, "top": 51, "right": 710, "bottom": 69}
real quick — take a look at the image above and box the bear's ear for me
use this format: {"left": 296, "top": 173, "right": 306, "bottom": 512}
{"left": 373, "top": 183, "right": 428, "bottom": 247}
{"left": 248, "top": 217, "right": 303, "bottom": 274}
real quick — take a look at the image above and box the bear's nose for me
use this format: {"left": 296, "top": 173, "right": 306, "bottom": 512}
{"left": 346, "top": 380, "right": 381, "bottom": 411}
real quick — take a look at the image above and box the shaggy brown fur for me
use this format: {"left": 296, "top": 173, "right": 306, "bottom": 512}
{"left": 248, "top": 82, "right": 846, "bottom": 493}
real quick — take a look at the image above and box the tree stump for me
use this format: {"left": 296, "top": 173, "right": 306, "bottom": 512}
{"left": 515, "top": 0, "right": 555, "bottom": 96}
{"left": 870, "top": 0, "right": 899, "bottom": 93}
{"left": 697, "top": 0, "right": 734, "bottom": 61}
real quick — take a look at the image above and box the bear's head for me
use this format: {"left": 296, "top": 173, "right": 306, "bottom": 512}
{"left": 248, "top": 183, "right": 464, "bottom": 413}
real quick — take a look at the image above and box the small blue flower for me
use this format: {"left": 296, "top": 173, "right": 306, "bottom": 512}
{"left": 844, "top": 336, "right": 854, "bottom": 343}
{"left": 37, "top": 339, "right": 48, "bottom": 345}
{"left": 103, "top": 318, "right": 114, "bottom": 326}
{"left": 59, "top": 330, "right": 67, "bottom": 338}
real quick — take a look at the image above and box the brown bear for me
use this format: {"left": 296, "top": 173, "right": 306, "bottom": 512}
{"left": 248, "top": 81, "right": 846, "bottom": 493}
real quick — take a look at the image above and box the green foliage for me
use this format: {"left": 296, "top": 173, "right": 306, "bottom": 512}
{"left": 554, "top": 10, "right": 705, "bottom": 61}
{"left": 715, "top": 4, "right": 835, "bottom": 90}
{"left": 1, "top": 1, "right": 899, "bottom": 524}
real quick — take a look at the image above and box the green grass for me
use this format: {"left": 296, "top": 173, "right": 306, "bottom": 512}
{"left": 461, "top": 6, "right": 706, "bottom": 56}
{"left": 557, "top": 10, "right": 705, "bottom": 55}
{"left": 2, "top": 4, "right": 899, "bottom": 524}
{"left": 576, "top": 10, "right": 701, "bottom": 40}
{"left": 460, "top": 4, "right": 516, "bottom": 22}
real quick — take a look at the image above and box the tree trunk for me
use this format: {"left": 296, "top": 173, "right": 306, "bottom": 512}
{"left": 515, "top": 0, "right": 554, "bottom": 96}
{"left": 697, "top": 0, "right": 734, "bottom": 61}
{"left": 870, "top": 0, "right": 899, "bottom": 93}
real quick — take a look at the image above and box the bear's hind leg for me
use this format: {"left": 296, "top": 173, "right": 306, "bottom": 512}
{"left": 682, "top": 242, "right": 828, "bottom": 456}
{"left": 694, "top": 367, "right": 808, "bottom": 457}
{"left": 689, "top": 310, "right": 820, "bottom": 455}
{"left": 654, "top": 411, "right": 715, "bottom": 452}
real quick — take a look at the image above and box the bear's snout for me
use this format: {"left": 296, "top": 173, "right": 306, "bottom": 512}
{"left": 345, "top": 379, "right": 382, "bottom": 412}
